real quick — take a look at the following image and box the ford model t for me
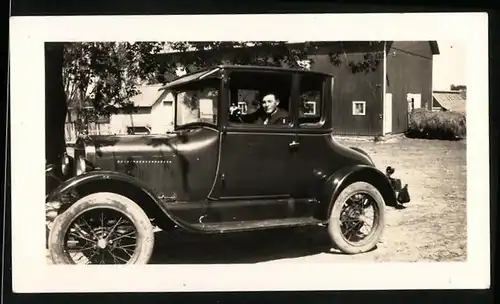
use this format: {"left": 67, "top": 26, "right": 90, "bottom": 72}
{"left": 45, "top": 65, "right": 410, "bottom": 265}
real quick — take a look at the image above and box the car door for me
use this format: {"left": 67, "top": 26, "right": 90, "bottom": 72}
{"left": 290, "top": 73, "right": 332, "bottom": 218}
{"left": 217, "top": 129, "right": 297, "bottom": 199}
{"left": 209, "top": 69, "right": 299, "bottom": 222}
{"left": 212, "top": 127, "right": 297, "bottom": 222}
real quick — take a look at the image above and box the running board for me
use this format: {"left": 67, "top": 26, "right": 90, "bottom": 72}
{"left": 191, "top": 217, "right": 326, "bottom": 233}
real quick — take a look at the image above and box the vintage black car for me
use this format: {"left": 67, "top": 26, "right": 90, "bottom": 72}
{"left": 45, "top": 65, "right": 410, "bottom": 265}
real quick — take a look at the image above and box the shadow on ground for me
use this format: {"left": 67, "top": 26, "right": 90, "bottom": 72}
{"left": 149, "top": 227, "right": 338, "bottom": 264}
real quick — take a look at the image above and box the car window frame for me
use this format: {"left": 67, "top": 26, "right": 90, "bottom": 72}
{"left": 223, "top": 69, "right": 299, "bottom": 133}
{"left": 296, "top": 73, "right": 328, "bottom": 130}
{"left": 171, "top": 77, "right": 222, "bottom": 131}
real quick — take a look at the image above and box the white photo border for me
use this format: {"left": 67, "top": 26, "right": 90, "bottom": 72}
{"left": 8, "top": 13, "right": 490, "bottom": 293}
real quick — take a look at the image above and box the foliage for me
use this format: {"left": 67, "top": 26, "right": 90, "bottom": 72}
{"left": 63, "top": 42, "right": 166, "bottom": 132}
{"left": 162, "top": 41, "right": 382, "bottom": 75}
{"left": 163, "top": 41, "right": 320, "bottom": 72}
{"left": 450, "top": 84, "right": 466, "bottom": 91}
{"left": 347, "top": 51, "right": 384, "bottom": 74}
{"left": 406, "top": 108, "right": 466, "bottom": 140}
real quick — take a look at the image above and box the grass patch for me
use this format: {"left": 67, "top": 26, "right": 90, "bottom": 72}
{"left": 406, "top": 108, "right": 466, "bottom": 140}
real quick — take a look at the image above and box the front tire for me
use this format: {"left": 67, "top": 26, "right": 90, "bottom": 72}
{"left": 48, "top": 192, "right": 155, "bottom": 265}
{"left": 328, "top": 181, "right": 385, "bottom": 254}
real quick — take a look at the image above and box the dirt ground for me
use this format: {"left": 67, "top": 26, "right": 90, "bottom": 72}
{"left": 48, "top": 137, "right": 467, "bottom": 264}
{"left": 330, "top": 136, "right": 467, "bottom": 263}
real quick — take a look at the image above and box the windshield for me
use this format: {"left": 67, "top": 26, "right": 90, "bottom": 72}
{"left": 174, "top": 81, "right": 219, "bottom": 129}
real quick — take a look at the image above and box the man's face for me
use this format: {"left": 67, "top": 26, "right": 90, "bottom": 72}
{"left": 261, "top": 94, "right": 279, "bottom": 114}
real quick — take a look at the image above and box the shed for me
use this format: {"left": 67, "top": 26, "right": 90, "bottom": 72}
{"left": 432, "top": 90, "right": 466, "bottom": 114}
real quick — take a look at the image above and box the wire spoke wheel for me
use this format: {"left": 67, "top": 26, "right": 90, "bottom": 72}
{"left": 64, "top": 209, "right": 138, "bottom": 265}
{"left": 48, "top": 192, "right": 155, "bottom": 265}
{"left": 328, "top": 181, "right": 385, "bottom": 254}
{"left": 339, "top": 193, "right": 379, "bottom": 246}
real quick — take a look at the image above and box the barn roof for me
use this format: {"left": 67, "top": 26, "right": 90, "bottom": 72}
{"left": 433, "top": 90, "right": 466, "bottom": 113}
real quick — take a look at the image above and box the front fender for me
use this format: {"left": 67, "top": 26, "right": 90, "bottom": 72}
{"left": 314, "top": 164, "right": 397, "bottom": 220}
{"left": 46, "top": 170, "right": 150, "bottom": 201}
{"left": 45, "top": 170, "right": 197, "bottom": 233}
{"left": 45, "top": 164, "right": 64, "bottom": 200}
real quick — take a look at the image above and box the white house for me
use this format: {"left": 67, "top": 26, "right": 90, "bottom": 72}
{"left": 109, "top": 83, "right": 175, "bottom": 135}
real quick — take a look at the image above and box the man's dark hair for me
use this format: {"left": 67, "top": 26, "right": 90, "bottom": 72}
{"left": 258, "top": 91, "right": 279, "bottom": 101}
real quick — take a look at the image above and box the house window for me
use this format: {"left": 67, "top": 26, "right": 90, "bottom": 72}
{"left": 236, "top": 89, "right": 259, "bottom": 114}
{"left": 352, "top": 101, "right": 366, "bottom": 116}
{"left": 298, "top": 74, "right": 324, "bottom": 127}
{"left": 237, "top": 101, "right": 248, "bottom": 114}
{"left": 302, "top": 101, "right": 317, "bottom": 116}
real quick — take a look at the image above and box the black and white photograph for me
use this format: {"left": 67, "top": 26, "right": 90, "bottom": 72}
{"left": 9, "top": 13, "right": 489, "bottom": 293}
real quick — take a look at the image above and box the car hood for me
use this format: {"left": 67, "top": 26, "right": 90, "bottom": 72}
{"left": 78, "top": 129, "right": 218, "bottom": 167}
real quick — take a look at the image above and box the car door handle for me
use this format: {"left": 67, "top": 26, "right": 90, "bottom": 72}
{"left": 289, "top": 140, "right": 300, "bottom": 148}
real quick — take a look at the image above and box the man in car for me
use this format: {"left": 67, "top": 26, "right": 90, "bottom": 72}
{"left": 230, "top": 93, "right": 289, "bottom": 125}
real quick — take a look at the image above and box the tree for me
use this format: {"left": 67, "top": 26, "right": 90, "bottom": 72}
{"left": 45, "top": 43, "right": 67, "bottom": 166}
{"left": 62, "top": 42, "right": 166, "bottom": 133}
{"left": 46, "top": 41, "right": 166, "bottom": 165}
{"left": 163, "top": 41, "right": 384, "bottom": 75}
{"left": 164, "top": 41, "right": 322, "bottom": 70}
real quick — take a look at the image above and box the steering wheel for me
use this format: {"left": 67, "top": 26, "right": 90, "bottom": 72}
{"left": 229, "top": 108, "right": 245, "bottom": 123}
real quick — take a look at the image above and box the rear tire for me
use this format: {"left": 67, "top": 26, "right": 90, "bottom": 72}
{"left": 48, "top": 192, "right": 155, "bottom": 265}
{"left": 328, "top": 181, "right": 385, "bottom": 254}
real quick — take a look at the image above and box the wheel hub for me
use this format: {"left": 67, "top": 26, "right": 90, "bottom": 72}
{"left": 97, "top": 238, "right": 108, "bottom": 249}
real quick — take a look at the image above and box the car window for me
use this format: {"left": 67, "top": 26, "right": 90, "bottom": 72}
{"left": 298, "top": 74, "right": 324, "bottom": 127}
{"left": 176, "top": 85, "right": 219, "bottom": 127}
{"left": 227, "top": 71, "right": 293, "bottom": 128}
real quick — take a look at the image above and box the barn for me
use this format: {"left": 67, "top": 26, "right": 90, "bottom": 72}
{"left": 157, "top": 41, "right": 440, "bottom": 136}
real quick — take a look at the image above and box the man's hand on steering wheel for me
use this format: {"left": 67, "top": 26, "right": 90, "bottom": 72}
{"left": 229, "top": 107, "right": 244, "bottom": 122}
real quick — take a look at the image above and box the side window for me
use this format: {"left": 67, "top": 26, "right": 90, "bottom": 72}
{"left": 228, "top": 71, "right": 293, "bottom": 128}
{"left": 176, "top": 86, "right": 219, "bottom": 126}
{"left": 299, "top": 75, "right": 324, "bottom": 127}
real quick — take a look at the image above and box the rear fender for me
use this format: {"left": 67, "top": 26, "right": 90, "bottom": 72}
{"left": 349, "top": 147, "right": 375, "bottom": 166}
{"left": 45, "top": 170, "right": 195, "bottom": 232}
{"left": 315, "top": 165, "right": 397, "bottom": 220}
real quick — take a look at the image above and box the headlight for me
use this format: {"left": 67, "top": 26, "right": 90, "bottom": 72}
{"left": 76, "top": 155, "right": 87, "bottom": 175}
{"left": 61, "top": 153, "right": 70, "bottom": 176}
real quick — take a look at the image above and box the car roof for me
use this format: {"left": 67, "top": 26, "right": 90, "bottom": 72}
{"left": 159, "top": 64, "right": 333, "bottom": 91}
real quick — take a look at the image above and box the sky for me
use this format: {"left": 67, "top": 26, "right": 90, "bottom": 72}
{"left": 432, "top": 40, "right": 466, "bottom": 91}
